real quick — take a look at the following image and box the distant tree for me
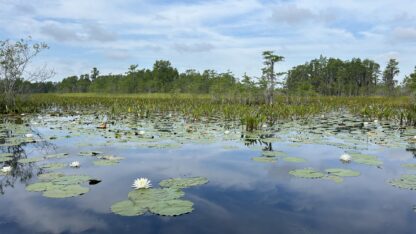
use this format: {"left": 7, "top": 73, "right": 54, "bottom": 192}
{"left": 90, "top": 67, "right": 99, "bottom": 81}
{"left": 0, "top": 37, "right": 53, "bottom": 111}
{"left": 382, "top": 59, "right": 400, "bottom": 95}
{"left": 403, "top": 66, "right": 416, "bottom": 94}
{"left": 261, "top": 51, "right": 284, "bottom": 105}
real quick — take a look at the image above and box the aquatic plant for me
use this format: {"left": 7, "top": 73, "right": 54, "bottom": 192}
{"left": 132, "top": 178, "right": 152, "bottom": 189}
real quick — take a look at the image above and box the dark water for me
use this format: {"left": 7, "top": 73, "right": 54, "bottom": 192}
{"left": 0, "top": 115, "right": 416, "bottom": 234}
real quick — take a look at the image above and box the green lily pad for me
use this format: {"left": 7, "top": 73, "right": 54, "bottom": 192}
{"left": 26, "top": 182, "right": 61, "bottom": 192}
{"left": 159, "top": 177, "right": 209, "bottom": 189}
{"left": 289, "top": 168, "right": 325, "bottom": 179}
{"left": 350, "top": 153, "right": 382, "bottom": 166}
{"left": 45, "top": 153, "right": 69, "bottom": 159}
{"left": 388, "top": 175, "right": 416, "bottom": 190}
{"left": 93, "top": 159, "right": 120, "bottom": 166}
{"left": 52, "top": 175, "right": 92, "bottom": 185}
{"left": 251, "top": 157, "right": 276, "bottom": 163}
{"left": 39, "top": 173, "right": 65, "bottom": 181}
{"left": 128, "top": 188, "right": 184, "bottom": 202}
{"left": 149, "top": 199, "right": 194, "bottom": 216}
{"left": 325, "top": 168, "right": 360, "bottom": 177}
{"left": 324, "top": 175, "right": 344, "bottom": 184}
{"left": 43, "top": 184, "right": 89, "bottom": 198}
{"left": 283, "top": 157, "right": 306, "bottom": 163}
{"left": 111, "top": 200, "right": 147, "bottom": 216}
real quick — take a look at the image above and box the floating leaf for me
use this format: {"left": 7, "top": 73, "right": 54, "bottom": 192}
{"left": 350, "top": 153, "right": 382, "bottom": 166}
{"left": 325, "top": 168, "right": 360, "bottom": 177}
{"left": 111, "top": 200, "right": 147, "bottom": 216}
{"left": 128, "top": 188, "right": 184, "bottom": 202}
{"left": 52, "top": 175, "right": 92, "bottom": 185}
{"left": 324, "top": 175, "right": 344, "bottom": 184}
{"left": 149, "top": 199, "right": 193, "bottom": 216}
{"left": 388, "top": 175, "right": 416, "bottom": 190}
{"left": 159, "top": 177, "right": 208, "bottom": 189}
{"left": 39, "top": 173, "right": 65, "bottom": 181}
{"left": 45, "top": 153, "right": 68, "bottom": 159}
{"left": 283, "top": 157, "right": 306, "bottom": 163}
{"left": 43, "top": 184, "right": 89, "bottom": 198}
{"left": 26, "top": 182, "right": 62, "bottom": 192}
{"left": 79, "top": 151, "right": 102, "bottom": 156}
{"left": 289, "top": 168, "right": 325, "bottom": 179}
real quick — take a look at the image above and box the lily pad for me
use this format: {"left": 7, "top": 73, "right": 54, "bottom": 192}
{"left": 39, "top": 173, "right": 65, "bottom": 181}
{"left": 79, "top": 151, "right": 102, "bottom": 156}
{"left": 324, "top": 175, "right": 344, "bottom": 184}
{"left": 350, "top": 153, "right": 382, "bottom": 166}
{"left": 388, "top": 175, "right": 416, "bottom": 190}
{"left": 289, "top": 168, "right": 325, "bottom": 179}
{"left": 128, "top": 188, "right": 184, "bottom": 202}
{"left": 325, "top": 168, "right": 360, "bottom": 177}
{"left": 43, "top": 184, "right": 89, "bottom": 198}
{"left": 26, "top": 182, "right": 53, "bottom": 192}
{"left": 111, "top": 200, "right": 147, "bottom": 216}
{"left": 45, "top": 153, "right": 69, "bottom": 159}
{"left": 159, "top": 177, "right": 209, "bottom": 189}
{"left": 149, "top": 199, "right": 194, "bottom": 216}
{"left": 52, "top": 175, "right": 92, "bottom": 185}
{"left": 283, "top": 157, "right": 306, "bottom": 163}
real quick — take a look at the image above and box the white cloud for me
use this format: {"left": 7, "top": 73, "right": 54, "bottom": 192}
{"left": 0, "top": 0, "right": 415, "bottom": 81}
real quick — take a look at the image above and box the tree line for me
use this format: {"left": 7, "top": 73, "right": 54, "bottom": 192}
{"left": 2, "top": 38, "right": 416, "bottom": 104}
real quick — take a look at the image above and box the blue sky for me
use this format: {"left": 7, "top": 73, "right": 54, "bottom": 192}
{"left": 0, "top": 0, "right": 415, "bottom": 82}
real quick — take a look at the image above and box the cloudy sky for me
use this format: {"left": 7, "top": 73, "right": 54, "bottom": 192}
{"left": 0, "top": 0, "right": 415, "bottom": 82}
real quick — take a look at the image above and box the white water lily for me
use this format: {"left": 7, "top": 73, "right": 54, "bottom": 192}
{"left": 413, "top": 136, "right": 416, "bottom": 140}
{"left": 132, "top": 178, "right": 152, "bottom": 189}
{"left": 224, "top": 130, "right": 230, "bottom": 135}
{"left": 138, "top": 130, "right": 145, "bottom": 135}
{"left": 69, "top": 161, "right": 80, "bottom": 168}
{"left": 373, "top": 119, "right": 378, "bottom": 123}
{"left": 25, "top": 133, "right": 33, "bottom": 138}
{"left": 262, "top": 124, "right": 267, "bottom": 128}
{"left": 340, "top": 154, "right": 352, "bottom": 163}
{"left": 321, "top": 115, "right": 325, "bottom": 118}
{"left": 363, "top": 122, "right": 368, "bottom": 125}
{"left": 1, "top": 166, "right": 12, "bottom": 173}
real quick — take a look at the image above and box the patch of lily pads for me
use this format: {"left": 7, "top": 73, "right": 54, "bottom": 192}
{"left": 349, "top": 152, "right": 383, "bottom": 166}
{"left": 388, "top": 175, "right": 416, "bottom": 190}
{"left": 111, "top": 177, "right": 208, "bottom": 217}
{"left": 26, "top": 174, "right": 95, "bottom": 198}
{"left": 0, "top": 153, "right": 14, "bottom": 162}
{"left": 283, "top": 157, "right": 306, "bottom": 163}
{"left": 289, "top": 168, "right": 360, "bottom": 184}
{"left": 93, "top": 155, "right": 124, "bottom": 166}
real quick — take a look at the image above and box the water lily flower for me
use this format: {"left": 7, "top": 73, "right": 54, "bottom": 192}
{"left": 262, "top": 124, "right": 267, "bottom": 128}
{"left": 224, "top": 130, "right": 230, "bottom": 135}
{"left": 321, "top": 115, "right": 325, "bottom": 118}
{"left": 69, "top": 161, "right": 80, "bottom": 168}
{"left": 1, "top": 166, "right": 12, "bottom": 173}
{"left": 25, "top": 133, "right": 33, "bottom": 138}
{"left": 373, "top": 119, "right": 378, "bottom": 123}
{"left": 413, "top": 136, "right": 416, "bottom": 140}
{"left": 132, "top": 178, "right": 152, "bottom": 189}
{"left": 138, "top": 130, "right": 145, "bottom": 135}
{"left": 340, "top": 154, "right": 352, "bottom": 163}
{"left": 363, "top": 122, "right": 368, "bottom": 125}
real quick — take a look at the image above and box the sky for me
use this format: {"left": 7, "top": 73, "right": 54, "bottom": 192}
{"left": 0, "top": 0, "right": 415, "bottom": 82}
